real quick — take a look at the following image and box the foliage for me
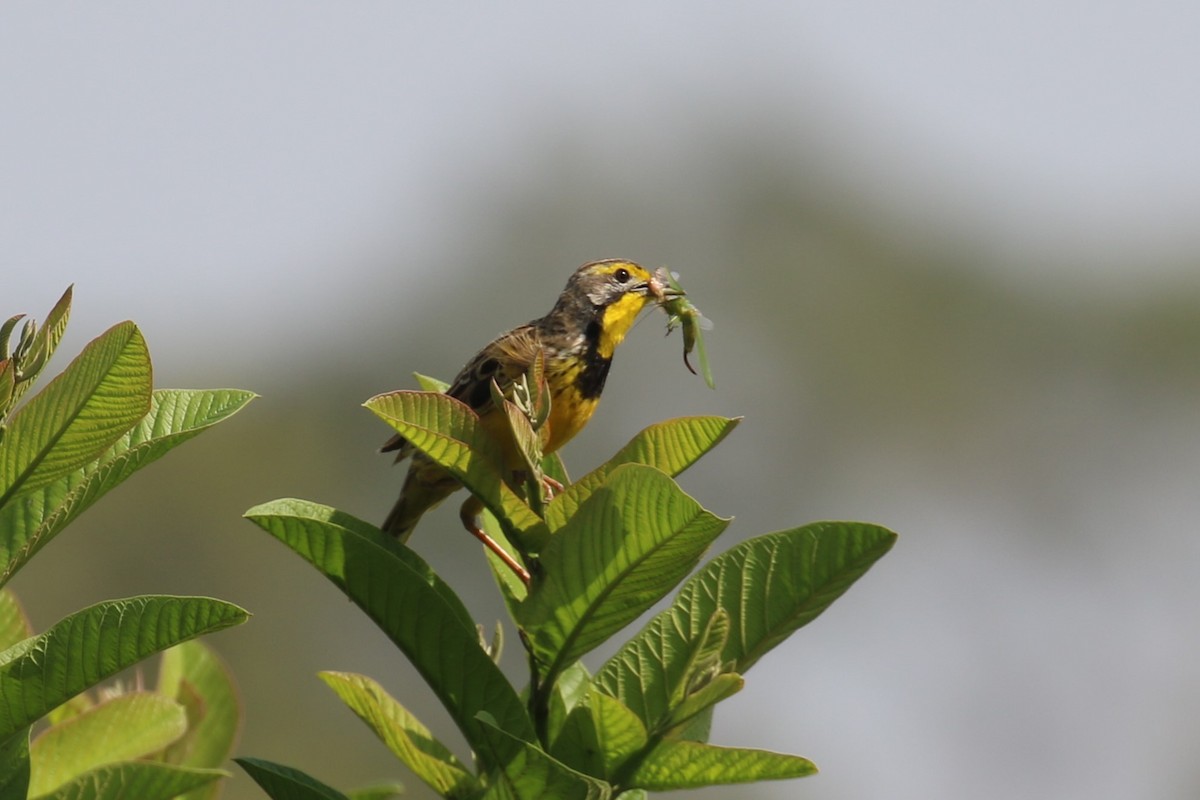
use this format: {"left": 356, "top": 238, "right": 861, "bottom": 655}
{"left": 242, "top": 373, "right": 895, "bottom": 798}
{"left": 0, "top": 288, "right": 254, "bottom": 798}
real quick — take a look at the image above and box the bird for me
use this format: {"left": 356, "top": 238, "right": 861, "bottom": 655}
{"left": 381, "top": 259, "right": 671, "bottom": 583}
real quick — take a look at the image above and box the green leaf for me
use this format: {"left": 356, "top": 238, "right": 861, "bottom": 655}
{"left": 0, "top": 389, "right": 256, "bottom": 588}
{"left": 245, "top": 499, "right": 535, "bottom": 769}
{"left": 44, "top": 696, "right": 92, "bottom": 729}
{"left": 318, "top": 671, "right": 474, "bottom": 799}
{"left": 0, "top": 360, "right": 16, "bottom": 425}
{"left": 475, "top": 716, "right": 611, "bottom": 800}
{"left": 628, "top": 740, "right": 815, "bottom": 790}
{"left": 661, "top": 673, "right": 743, "bottom": 736}
{"left": 0, "top": 322, "right": 152, "bottom": 508}
{"left": 157, "top": 640, "right": 241, "bottom": 799}
{"left": 517, "top": 464, "right": 729, "bottom": 681}
{"left": 613, "top": 791, "right": 647, "bottom": 800}
{"left": 547, "top": 416, "right": 739, "bottom": 529}
{"left": 244, "top": 498, "right": 476, "bottom": 634}
{"left": 28, "top": 692, "right": 186, "bottom": 796}
{"left": 410, "top": 370, "right": 574, "bottom": 513}
{"left": 595, "top": 522, "right": 896, "bottom": 733}
{"left": 34, "top": 762, "right": 224, "bottom": 800}
{"left": 0, "top": 317, "right": 23, "bottom": 362}
{"left": 542, "top": 451, "right": 569, "bottom": 487}
{"left": 363, "top": 391, "right": 547, "bottom": 547}
{"left": 482, "top": 510, "right": 529, "bottom": 612}
{"left": 551, "top": 692, "right": 647, "bottom": 780}
{"left": 668, "top": 706, "right": 712, "bottom": 744}
{"left": 0, "top": 729, "right": 30, "bottom": 800}
{"left": 0, "top": 591, "right": 31, "bottom": 651}
{"left": 235, "top": 758, "right": 349, "bottom": 800}
{"left": 0, "top": 596, "right": 248, "bottom": 739}
{"left": 637, "top": 609, "right": 743, "bottom": 738}
{"left": 546, "top": 661, "right": 592, "bottom": 749}
{"left": 412, "top": 372, "right": 450, "bottom": 393}
{"left": 492, "top": 389, "right": 550, "bottom": 520}
{"left": 669, "top": 608, "right": 729, "bottom": 708}
{"left": 7, "top": 287, "right": 73, "bottom": 413}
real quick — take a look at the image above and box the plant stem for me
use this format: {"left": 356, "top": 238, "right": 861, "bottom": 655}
{"left": 526, "top": 646, "right": 552, "bottom": 746}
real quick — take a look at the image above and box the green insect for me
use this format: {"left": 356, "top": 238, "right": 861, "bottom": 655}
{"left": 653, "top": 268, "right": 715, "bottom": 389}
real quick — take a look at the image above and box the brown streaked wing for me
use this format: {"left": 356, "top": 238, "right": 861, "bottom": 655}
{"left": 447, "top": 324, "right": 542, "bottom": 413}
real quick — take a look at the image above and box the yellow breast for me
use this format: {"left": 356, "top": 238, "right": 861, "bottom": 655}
{"left": 544, "top": 380, "right": 598, "bottom": 454}
{"left": 596, "top": 292, "right": 652, "bottom": 358}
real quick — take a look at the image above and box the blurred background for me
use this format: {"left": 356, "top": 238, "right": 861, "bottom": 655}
{"left": 4, "top": 3, "right": 1200, "bottom": 798}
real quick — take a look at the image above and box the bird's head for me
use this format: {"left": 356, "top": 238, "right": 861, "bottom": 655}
{"left": 555, "top": 259, "right": 674, "bottom": 357}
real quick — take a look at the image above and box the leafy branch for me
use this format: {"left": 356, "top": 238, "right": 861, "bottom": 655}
{"left": 0, "top": 288, "right": 255, "bottom": 798}
{"left": 242, "top": 377, "right": 895, "bottom": 798}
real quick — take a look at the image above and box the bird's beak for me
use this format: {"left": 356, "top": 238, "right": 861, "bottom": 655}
{"left": 643, "top": 269, "right": 684, "bottom": 303}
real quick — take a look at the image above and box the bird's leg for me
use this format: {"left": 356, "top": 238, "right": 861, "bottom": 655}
{"left": 460, "top": 495, "right": 531, "bottom": 587}
{"left": 511, "top": 468, "right": 563, "bottom": 509}
{"left": 542, "top": 475, "right": 564, "bottom": 501}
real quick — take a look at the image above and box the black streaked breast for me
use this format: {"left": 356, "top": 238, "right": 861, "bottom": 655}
{"left": 576, "top": 333, "right": 612, "bottom": 399}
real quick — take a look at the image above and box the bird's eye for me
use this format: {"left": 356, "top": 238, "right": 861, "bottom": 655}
{"left": 614, "top": 268, "right": 630, "bottom": 283}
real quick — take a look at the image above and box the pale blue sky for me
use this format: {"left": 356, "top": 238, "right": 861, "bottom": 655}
{"left": 5, "top": 2, "right": 1199, "bottom": 335}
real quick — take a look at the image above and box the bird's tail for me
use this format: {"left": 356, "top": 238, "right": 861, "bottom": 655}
{"left": 382, "top": 494, "right": 420, "bottom": 541}
{"left": 383, "top": 456, "right": 461, "bottom": 541}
